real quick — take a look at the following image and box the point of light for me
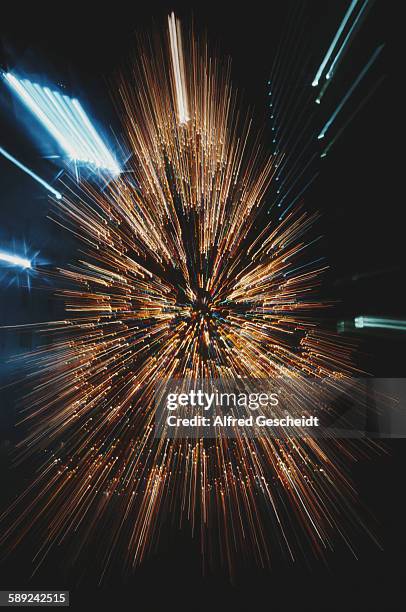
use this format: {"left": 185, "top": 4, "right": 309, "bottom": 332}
{"left": 3, "top": 73, "right": 121, "bottom": 176}
{"left": 0, "top": 250, "right": 32, "bottom": 269}
{"left": 0, "top": 145, "right": 62, "bottom": 199}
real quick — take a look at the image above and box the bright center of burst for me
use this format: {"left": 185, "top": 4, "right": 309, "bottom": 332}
{"left": 192, "top": 289, "right": 213, "bottom": 319}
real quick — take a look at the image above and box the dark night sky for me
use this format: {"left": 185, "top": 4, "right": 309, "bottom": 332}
{"left": 0, "top": 2, "right": 404, "bottom": 610}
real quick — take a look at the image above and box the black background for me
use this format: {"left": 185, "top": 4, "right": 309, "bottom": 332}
{"left": 0, "top": 1, "right": 404, "bottom": 610}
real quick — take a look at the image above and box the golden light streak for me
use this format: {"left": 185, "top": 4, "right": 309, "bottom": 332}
{"left": 0, "top": 16, "right": 377, "bottom": 580}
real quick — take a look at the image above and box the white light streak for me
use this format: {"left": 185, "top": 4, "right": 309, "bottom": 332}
{"left": 0, "top": 250, "right": 32, "bottom": 269}
{"left": 168, "top": 12, "right": 190, "bottom": 124}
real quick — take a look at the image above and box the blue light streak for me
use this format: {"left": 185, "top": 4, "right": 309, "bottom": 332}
{"left": 3, "top": 73, "right": 120, "bottom": 176}
{"left": 325, "top": 0, "right": 370, "bottom": 81}
{"left": 317, "top": 45, "right": 383, "bottom": 140}
{"left": 355, "top": 317, "right": 406, "bottom": 331}
{"left": 312, "top": 0, "right": 359, "bottom": 87}
{"left": 0, "top": 145, "right": 62, "bottom": 200}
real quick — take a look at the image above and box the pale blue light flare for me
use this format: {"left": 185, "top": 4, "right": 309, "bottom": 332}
{"left": 0, "top": 145, "right": 62, "bottom": 199}
{"left": 355, "top": 317, "right": 406, "bottom": 331}
{"left": 3, "top": 73, "right": 120, "bottom": 175}
{"left": 312, "top": 0, "right": 359, "bottom": 87}
{"left": 0, "top": 250, "right": 32, "bottom": 269}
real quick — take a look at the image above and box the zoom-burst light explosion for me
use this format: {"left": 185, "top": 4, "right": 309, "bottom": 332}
{"left": 1, "top": 16, "right": 369, "bottom": 576}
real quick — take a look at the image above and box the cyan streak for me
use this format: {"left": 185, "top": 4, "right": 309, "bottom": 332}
{"left": 312, "top": 0, "right": 359, "bottom": 87}
{"left": 0, "top": 145, "right": 62, "bottom": 200}
{"left": 318, "top": 44, "right": 384, "bottom": 139}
